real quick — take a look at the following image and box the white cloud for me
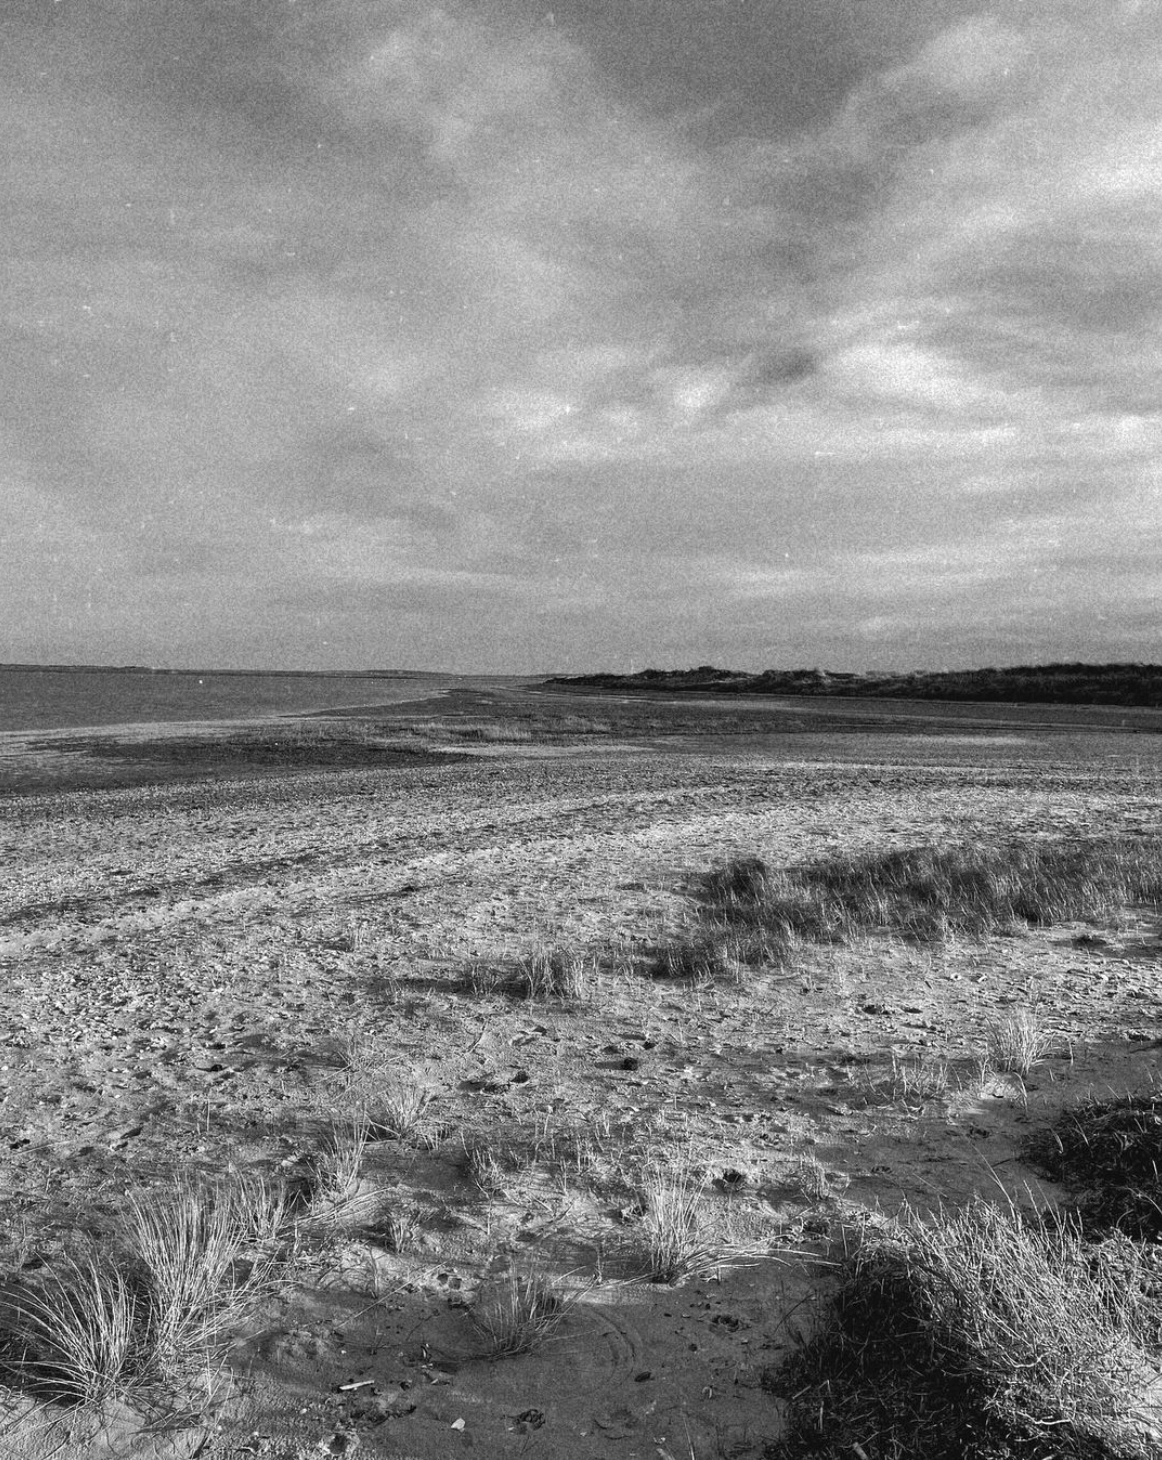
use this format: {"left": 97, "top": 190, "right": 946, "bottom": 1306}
{"left": 827, "top": 337, "right": 1007, "bottom": 417}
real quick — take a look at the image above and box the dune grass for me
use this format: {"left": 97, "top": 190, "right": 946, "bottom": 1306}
{"left": 123, "top": 1179, "right": 283, "bottom": 1384}
{"left": 1, "top": 1249, "right": 141, "bottom": 1410}
{"left": 703, "top": 837, "right": 1162, "bottom": 964}
{"left": 508, "top": 944, "right": 592, "bottom": 1000}
{"left": 985, "top": 1007, "right": 1058, "bottom": 1077}
{"left": 639, "top": 1160, "right": 713, "bottom": 1283}
{"left": 0, "top": 1179, "right": 284, "bottom": 1415}
{"left": 633, "top": 1149, "right": 773, "bottom": 1283}
{"left": 469, "top": 1268, "right": 585, "bottom": 1357}
{"left": 767, "top": 1198, "right": 1162, "bottom": 1459}
{"left": 461, "top": 943, "right": 593, "bottom": 1001}
{"left": 646, "top": 930, "right": 734, "bottom": 984}
{"left": 367, "top": 1077, "right": 436, "bottom": 1144}
{"left": 339, "top": 1039, "right": 439, "bottom": 1146}
{"left": 1025, "top": 1091, "right": 1162, "bottom": 1241}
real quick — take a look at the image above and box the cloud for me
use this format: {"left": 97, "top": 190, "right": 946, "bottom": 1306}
{"left": 1, "top": 1, "right": 1160, "bottom": 669}
{"left": 826, "top": 7, "right": 1162, "bottom": 423}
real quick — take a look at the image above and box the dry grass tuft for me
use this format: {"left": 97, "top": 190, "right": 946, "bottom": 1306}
{"left": 887, "top": 1051, "right": 951, "bottom": 1104}
{"left": 790, "top": 1154, "right": 836, "bottom": 1203}
{"left": 1025, "top": 1090, "right": 1162, "bottom": 1240}
{"left": 767, "top": 1198, "right": 1162, "bottom": 1459}
{"left": 635, "top": 1150, "right": 770, "bottom": 1283}
{"left": 339, "top": 1037, "right": 437, "bottom": 1145}
{"left": 123, "top": 1180, "right": 280, "bottom": 1383}
{"left": 461, "top": 959, "right": 505, "bottom": 996}
{"left": 704, "top": 837, "right": 1162, "bottom": 964}
{"left": 636, "top": 1154, "right": 778, "bottom": 1285}
{"left": 703, "top": 855, "right": 773, "bottom": 904}
{"left": 299, "top": 1116, "right": 379, "bottom": 1234}
{"left": 985, "top": 1007, "right": 1056, "bottom": 1077}
{"left": 1, "top": 1250, "right": 140, "bottom": 1410}
{"left": 460, "top": 944, "right": 593, "bottom": 1001}
{"left": 367, "top": 1076, "right": 435, "bottom": 1144}
{"left": 317, "top": 1115, "right": 369, "bottom": 1197}
{"left": 459, "top": 1134, "right": 531, "bottom": 1198}
{"left": 0, "top": 1179, "right": 284, "bottom": 1414}
{"left": 640, "top": 1162, "right": 711, "bottom": 1283}
{"left": 469, "top": 1268, "right": 585, "bottom": 1357}
{"left": 647, "top": 931, "right": 733, "bottom": 984}
{"left": 509, "top": 944, "right": 591, "bottom": 1001}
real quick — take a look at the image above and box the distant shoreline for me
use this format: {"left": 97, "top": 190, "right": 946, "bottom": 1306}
{"left": 0, "top": 664, "right": 437, "bottom": 679}
{"left": 0, "top": 665, "right": 459, "bottom": 734}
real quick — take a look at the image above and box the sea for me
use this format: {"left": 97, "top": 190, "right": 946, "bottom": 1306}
{"left": 0, "top": 665, "right": 445, "bottom": 733}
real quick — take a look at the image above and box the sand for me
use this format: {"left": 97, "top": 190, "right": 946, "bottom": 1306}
{"left": 1, "top": 709, "right": 1160, "bottom": 1457}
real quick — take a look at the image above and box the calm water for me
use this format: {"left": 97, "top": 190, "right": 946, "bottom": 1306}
{"left": 0, "top": 666, "right": 444, "bottom": 732}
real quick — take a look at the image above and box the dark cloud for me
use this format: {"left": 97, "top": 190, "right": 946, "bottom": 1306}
{"left": 526, "top": 0, "right": 980, "bottom": 142}
{"left": 532, "top": 0, "right": 870, "bottom": 138}
{"left": 271, "top": 427, "right": 462, "bottom": 531}
{"left": 938, "top": 220, "right": 1162, "bottom": 413}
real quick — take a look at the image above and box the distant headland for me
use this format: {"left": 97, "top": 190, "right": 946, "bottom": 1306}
{"left": 548, "top": 663, "right": 1162, "bottom": 708}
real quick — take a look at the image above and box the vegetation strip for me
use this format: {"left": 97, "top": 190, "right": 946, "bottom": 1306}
{"left": 765, "top": 1198, "right": 1162, "bottom": 1459}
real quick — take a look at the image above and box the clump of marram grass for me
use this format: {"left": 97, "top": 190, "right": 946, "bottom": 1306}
{"left": 366, "top": 1075, "right": 435, "bottom": 1145}
{"left": 316, "top": 1114, "right": 368, "bottom": 1198}
{"left": 647, "top": 930, "right": 733, "bottom": 984}
{"left": 527, "top": 1110, "right": 620, "bottom": 1187}
{"left": 887, "top": 1051, "right": 951, "bottom": 1104}
{"left": 300, "top": 1115, "right": 388, "bottom": 1235}
{"left": 122, "top": 1179, "right": 284, "bottom": 1382}
{"left": 635, "top": 1154, "right": 776, "bottom": 1284}
{"left": 0, "top": 1179, "right": 285, "bottom": 1415}
{"left": 461, "top": 958, "right": 505, "bottom": 996}
{"left": 0, "top": 1249, "right": 140, "bottom": 1411}
{"left": 459, "top": 1136, "right": 509, "bottom": 1197}
{"left": 634, "top": 1149, "right": 771, "bottom": 1283}
{"left": 339, "top": 1035, "right": 437, "bottom": 1144}
{"left": 451, "top": 720, "right": 535, "bottom": 744}
{"left": 458, "top": 1133, "right": 535, "bottom": 1198}
{"left": 703, "top": 837, "right": 1162, "bottom": 964}
{"left": 766, "top": 1198, "right": 1162, "bottom": 1460}
{"left": 378, "top": 1204, "right": 422, "bottom": 1255}
{"left": 460, "top": 944, "right": 592, "bottom": 1001}
{"left": 639, "top": 1160, "right": 711, "bottom": 1283}
{"left": 790, "top": 1154, "right": 833, "bottom": 1203}
{"left": 509, "top": 943, "right": 591, "bottom": 1001}
{"left": 984, "top": 1007, "right": 1057, "bottom": 1077}
{"left": 1025, "top": 1091, "right": 1162, "bottom": 1241}
{"left": 298, "top": 1120, "right": 411, "bottom": 1244}
{"left": 468, "top": 1268, "right": 586, "bottom": 1357}
{"left": 703, "top": 854, "right": 773, "bottom": 904}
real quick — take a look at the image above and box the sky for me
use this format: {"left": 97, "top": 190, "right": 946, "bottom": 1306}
{"left": 2, "top": 0, "right": 1160, "bottom": 673}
